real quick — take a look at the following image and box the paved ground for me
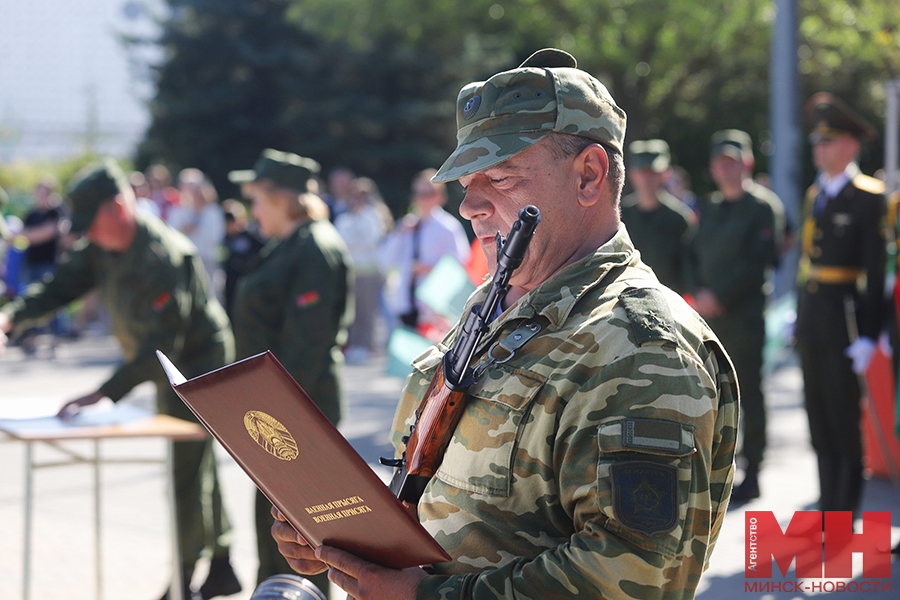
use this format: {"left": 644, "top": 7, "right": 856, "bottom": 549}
{"left": 0, "top": 331, "right": 897, "bottom": 600}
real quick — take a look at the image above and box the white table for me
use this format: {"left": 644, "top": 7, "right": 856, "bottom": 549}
{"left": 0, "top": 403, "right": 207, "bottom": 600}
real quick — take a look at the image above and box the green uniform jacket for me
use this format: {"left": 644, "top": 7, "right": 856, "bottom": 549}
{"left": 232, "top": 218, "right": 352, "bottom": 426}
{"left": 687, "top": 182, "right": 784, "bottom": 323}
{"left": 392, "top": 227, "right": 739, "bottom": 600}
{"left": 620, "top": 189, "right": 695, "bottom": 295}
{"left": 1, "top": 212, "right": 233, "bottom": 399}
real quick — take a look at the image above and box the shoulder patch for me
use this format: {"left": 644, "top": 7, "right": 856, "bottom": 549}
{"left": 610, "top": 461, "right": 678, "bottom": 535}
{"left": 618, "top": 287, "right": 678, "bottom": 346}
{"left": 853, "top": 173, "right": 885, "bottom": 196}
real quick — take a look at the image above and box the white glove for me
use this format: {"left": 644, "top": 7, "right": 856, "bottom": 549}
{"left": 878, "top": 331, "right": 892, "bottom": 358}
{"left": 845, "top": 336, "right": 877, "bottom": 375}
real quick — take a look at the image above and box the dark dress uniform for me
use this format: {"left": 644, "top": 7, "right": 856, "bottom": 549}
{"left": 796, "top": 92, "right": 888, "bottom": 515}
{"left": 232, "top": 217, "right": 352, "bottom": 589}
{"left": 795, "top": 170, "right": 887, "bottom": 512}
{"left": 1, "top": 210, "right": 236, "bottom": 575}
{"left": 688, "top": 182, "right": 784, "bottom": 470}
{"left": 620, "top": 189, "right": 694, "bottom": 295}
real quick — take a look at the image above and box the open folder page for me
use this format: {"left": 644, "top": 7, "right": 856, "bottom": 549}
{"left": 156, "top": 350, "right": 449, "bottom": 569}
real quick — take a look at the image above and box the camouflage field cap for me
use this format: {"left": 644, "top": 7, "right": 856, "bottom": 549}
{"left": 433, "top": 48, "right": 627, "bottom": 183}
{"left": 229, "top": 149, "right": 321, "bottom": 193}
{"left": 67, "top": 158, "right": 130, "bottom": 233}
{"left": 710, "top": 129, "right": 753, "bottom": 161}
{"left": 806, "top": 92, "right": 876, "bottom": 143}
{"left": 628, "top": 139, "right": 671, "bottom": 173}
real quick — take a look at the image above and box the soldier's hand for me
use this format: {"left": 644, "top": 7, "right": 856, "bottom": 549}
{"left": 57, "top": 391, "right": 105, "bottom": 420}
{"left": 315, "top": 544, "right": 427, "bottom": 600}
{"left": 270, "top": 505, "right": 329, "bottom": 576}
{"left": 845, "top": 337, "right": 876, "bottom": 375}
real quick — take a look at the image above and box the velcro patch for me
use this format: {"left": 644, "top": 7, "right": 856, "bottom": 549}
{"left": 623, "top": 418, "right": 682, "bottom": 452}
{"left": 618, "top": 287, "right": 677, "bottom": 346}
{"left": 610, "top": 461, "right": 678, "bottom": 535}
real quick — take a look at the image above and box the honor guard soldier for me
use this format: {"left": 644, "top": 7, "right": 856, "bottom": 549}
{"left": 620, "top": 139, "right": 695, "bottom": 295}
{"left": 795, "top": 92, "right": 887, "bottom": 517}
{"left": 229, "top": 149, "right": 353, "bottom": 597}
{"left": 272, "top": 48, "right": 739, "bottom": 600}
{"left": 0, "top": 160, "right": 241, "bottom": 600}
{"left": 687, "top": 130, "right": 785, "bottom": 503}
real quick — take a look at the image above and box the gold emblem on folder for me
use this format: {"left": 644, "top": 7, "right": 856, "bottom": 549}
{"left": 244, "top": 411, "right": 299, "bottom": 461}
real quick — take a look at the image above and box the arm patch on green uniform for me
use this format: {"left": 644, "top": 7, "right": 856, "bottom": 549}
{"left": 618, "top": 287, "right": 678, "bottom": 346}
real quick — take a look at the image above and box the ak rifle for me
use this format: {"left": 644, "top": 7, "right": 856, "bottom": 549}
{"left": 382, "top": 205, "right": 541, "bottom": 506}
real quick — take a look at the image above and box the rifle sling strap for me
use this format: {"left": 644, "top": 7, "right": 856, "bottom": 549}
{"left": 472, "top": 319, "right": 542, "bottom": 381}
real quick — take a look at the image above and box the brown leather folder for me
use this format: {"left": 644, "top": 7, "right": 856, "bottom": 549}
{"left": 157, "top": 350, "right": 450, "bottom": 569}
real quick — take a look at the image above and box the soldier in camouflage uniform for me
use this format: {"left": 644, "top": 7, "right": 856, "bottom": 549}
{"left": 620, "top": 139, "right": 695, "bottom": 295}
{"left": 0, "top": 160, "right": 240, "bottom": 600}
{"left": 796, "top": 93, "right": 887, "bottom": 517}
{"left": 272, "top": 48, "right": 739, "bottom": 600}
{"left": 687, "top": 130, "right": 785, "bottom": 503}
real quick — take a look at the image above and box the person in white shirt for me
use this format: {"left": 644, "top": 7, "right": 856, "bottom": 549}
{"left": 335, "top": 177, "right": 392, "bottom": 363}
{"left": 379, "top": 169, "right": 470, "bottom": 332}
{"left": 170, "top": 168, "right": 226, "bottom": 296}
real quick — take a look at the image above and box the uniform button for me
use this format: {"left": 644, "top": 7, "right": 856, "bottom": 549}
{"left": 814, "top": 229, "right": 823, "bottom": 240}
{"left": 810, "top": 246, "right": 822, "bottom": 258}
{"left": 807, "top": 281, "right": 818, "bottom": 293}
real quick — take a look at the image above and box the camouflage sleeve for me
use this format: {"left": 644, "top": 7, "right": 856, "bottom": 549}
{"left": 416, "top": 341, "right": 736, "bottom": 600}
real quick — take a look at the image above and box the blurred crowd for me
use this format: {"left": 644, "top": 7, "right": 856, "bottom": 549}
{"left": 0, "top": 160, "right": 478, "bottom": 362}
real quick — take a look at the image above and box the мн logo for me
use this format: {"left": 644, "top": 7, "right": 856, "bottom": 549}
{"left": 745, "top": 511, "right": 891, "bottom": 579}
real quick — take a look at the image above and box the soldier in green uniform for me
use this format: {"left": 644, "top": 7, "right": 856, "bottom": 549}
{"left": 796, "top": 93, "right": 887, "bottom": 516}
{"left": 228, "top": 150, "right": 353, "bottom": 597}
{"left": 620, "top": 139, "right": 695, "bottom": 295}
{"left": 0, "top": 160, "right": 240, "bottom": 600}
{"left": 272, "top": 48, "right": 739, "bottom": 600}
{"left": 687, "top": 130, "right": 785, "bottom": 503}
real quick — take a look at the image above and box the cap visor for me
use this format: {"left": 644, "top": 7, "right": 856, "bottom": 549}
{"left": 227, "top": 169, "right": 258, "bottom": 184}
{"left": 711, "top": 147, "right": 743, "bottom": 161}
{"left": 432, "top": 131, "right": 548, "bottom": 183}
{"left": 69, "top": 208, "right": 99, "bottom": 234}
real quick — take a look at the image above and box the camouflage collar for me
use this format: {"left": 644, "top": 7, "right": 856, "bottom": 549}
{"left": 480, "top": 226, "right": 637, "bottom": 332}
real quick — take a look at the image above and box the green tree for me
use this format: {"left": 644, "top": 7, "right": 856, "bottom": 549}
{"left": 133, "top": 0, "right": 469, "bottom": 210}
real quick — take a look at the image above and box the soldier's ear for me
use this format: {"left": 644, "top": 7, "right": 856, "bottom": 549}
{"left": 574, "top": 144, "right": 608, "bottom": 208}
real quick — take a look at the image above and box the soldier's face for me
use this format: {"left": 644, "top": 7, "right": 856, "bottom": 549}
{"left": 248, "top": 181, "right": 288, "bottom": 238}
{"left": 457, "top": 138, "right": 603, "bottom": 291}
{"left": 629, "top": 167, "right": 666, "bottom": 195}
{"left": 709, "top": 155, "right": 746, "bottom": 189}
{"left": 86, "top": 197, "right": 134, "bottom": 252}
{"left": 812, "top": 136, "right": 859, "bottom": 176}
